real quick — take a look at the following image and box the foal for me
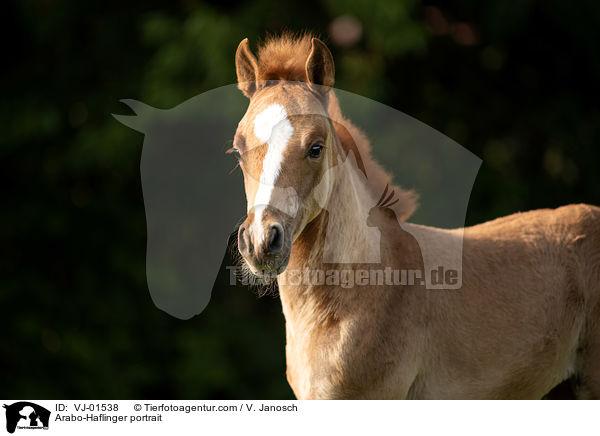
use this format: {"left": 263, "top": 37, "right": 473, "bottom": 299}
{"left": 232, "top": 34, "right": 600, "bottom": 399}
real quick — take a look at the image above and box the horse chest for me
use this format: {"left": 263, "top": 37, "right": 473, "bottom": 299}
{"left": 284, "top": 316, "right": 408, "bottom": 399}
{"left": 284, "top": 322, "right": 342, "bottom": 399}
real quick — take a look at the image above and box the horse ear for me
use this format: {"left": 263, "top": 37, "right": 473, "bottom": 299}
{"left": 235, "top": 38, "right": 259, "bottom": 99}
{"left": 305, "top": 38, "right": 335, "bottom": 95}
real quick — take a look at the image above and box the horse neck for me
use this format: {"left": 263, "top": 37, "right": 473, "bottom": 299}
{"left": 278, "top": 149, "right": 376, "bottom": 326}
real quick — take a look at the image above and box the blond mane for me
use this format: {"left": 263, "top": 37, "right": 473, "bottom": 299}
{"left": 253, "top": 33, "right": 418, "bottom": 220}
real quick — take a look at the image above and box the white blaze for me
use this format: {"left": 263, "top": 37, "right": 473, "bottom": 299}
{"left": 251, "top": 104, "right": 294, "bottom": 244}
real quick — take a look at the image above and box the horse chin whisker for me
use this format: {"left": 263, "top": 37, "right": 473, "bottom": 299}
{"left": 241, "top": 262, "right": 279, "bottom": 297}
{"left": 228, "top": 234, "right": 279, "bottom": 297}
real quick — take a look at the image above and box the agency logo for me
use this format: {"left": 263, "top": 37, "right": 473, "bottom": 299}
{"left": 3, "top": 402, "right": 50, "bottom": 434}
{"left": 114, "top": 83, "right": 480, "bottom": 320}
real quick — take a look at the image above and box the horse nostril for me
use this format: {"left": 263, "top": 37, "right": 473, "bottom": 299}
{"left": 238, "top": 225, "right": 251, "bottom": 257}
{"left": 267, "top": 224, "right": 284, "bottom": 254}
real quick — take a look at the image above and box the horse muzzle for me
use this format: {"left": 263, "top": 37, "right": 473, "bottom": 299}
{"left": 237, "top": 208, "right": 292, "bottom": 276}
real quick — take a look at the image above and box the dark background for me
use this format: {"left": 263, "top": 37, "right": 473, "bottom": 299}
{"left": 2, "top": 0, "right": 599, "bottom": 398}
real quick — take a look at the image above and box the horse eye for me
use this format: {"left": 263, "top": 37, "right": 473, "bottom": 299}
{"left": 308, "top": 143, "right": 323, "bottom": 159}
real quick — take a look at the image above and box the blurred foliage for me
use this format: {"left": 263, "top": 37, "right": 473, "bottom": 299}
{"left": 1, "top": 0, "right": 599, "bottom": 398}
